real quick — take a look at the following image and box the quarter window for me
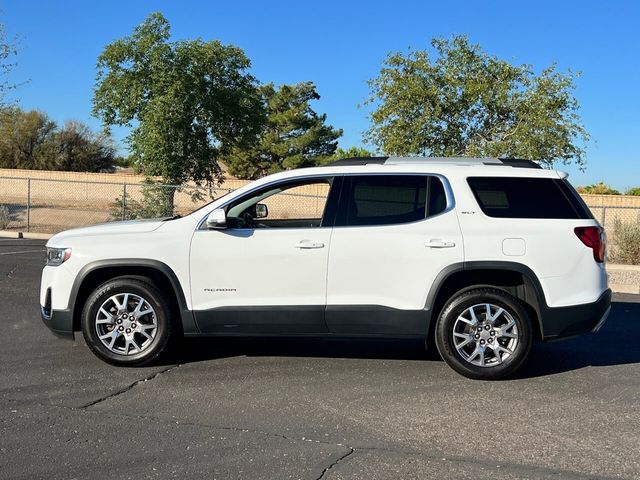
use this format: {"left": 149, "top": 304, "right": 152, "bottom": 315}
{"left": 467, "top": 177, "right": 591, "bottom": 219}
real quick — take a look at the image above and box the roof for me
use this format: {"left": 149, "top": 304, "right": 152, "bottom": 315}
{"left": 328, "top": 156, "right": 542, "bottom": 169}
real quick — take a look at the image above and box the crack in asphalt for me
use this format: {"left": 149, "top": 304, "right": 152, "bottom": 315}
{"left": 74, "top": 365, "right": 179, "bottom": 409}
{"left": 315, "top": 447, "right": 355, "bottom": 480}
{"left": 19, "top": 402, "right": 624, "bottom": 480}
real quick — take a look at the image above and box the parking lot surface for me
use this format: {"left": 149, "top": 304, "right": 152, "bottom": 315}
{"left": 1, "top": 238, "right": 639, "bottom": 479}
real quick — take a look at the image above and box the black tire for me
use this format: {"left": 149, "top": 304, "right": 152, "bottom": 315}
{"left": 434, "top": 288, "right": 533, "bottom": 380}
{"left": 81, "top": 277, "right": 176, "bottom": 366}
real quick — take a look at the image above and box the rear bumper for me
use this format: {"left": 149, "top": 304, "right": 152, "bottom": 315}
{"left": 40, "top": 306, "right": 74, "bottom": 340}
{"left": 541, "top": 289, "right": 612, "bottom": 340}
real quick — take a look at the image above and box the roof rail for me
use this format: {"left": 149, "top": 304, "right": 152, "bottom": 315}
{"left": 327, "top": 156, "right": 542, "bottom": 169}
{"left": 495, "top": 158, "right": 543, "bottom": 169}
{"left": 328, "top": 157, "right": 388, "bottom": 166}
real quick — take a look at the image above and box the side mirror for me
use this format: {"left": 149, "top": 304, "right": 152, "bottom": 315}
{"left": 255, "top": 203, "right": 268, "bottom": 219}
{"left": 206, "top": 208, "right": 227, "bottom": 229}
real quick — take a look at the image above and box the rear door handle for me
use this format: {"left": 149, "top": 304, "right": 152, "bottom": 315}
{"left": 426, "top": 240, "right": 456, "bottom": 248}
{"left": 295, "top": 240, "right": 325, "bottom": 249}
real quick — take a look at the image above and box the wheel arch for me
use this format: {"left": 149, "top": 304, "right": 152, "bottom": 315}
{"left": 70, "top": 259, "right": 197, "bottom": 335}
{"left": 425, "top": 262, "right": 546, "bottom": 343}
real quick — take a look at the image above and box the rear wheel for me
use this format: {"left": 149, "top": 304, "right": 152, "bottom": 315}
{"left": 81, "top": 277, "right": 176, "bottom": 366}
{"left": 435, "top": 288, "right": 533, "bottom": 380}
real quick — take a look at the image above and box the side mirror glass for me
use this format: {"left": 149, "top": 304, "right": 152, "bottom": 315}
{"left": 255, "top": 203, "right": 268, "bottom": 219}
{"left": 206, "top": 208, "right": 227, "bottom": 229}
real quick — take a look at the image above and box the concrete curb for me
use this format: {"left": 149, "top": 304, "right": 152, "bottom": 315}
{"left": 0, "top": 230, "right": 53, "bottom": 240}
{"left": 607, "top": 263, "right": 640, "bottom": 294}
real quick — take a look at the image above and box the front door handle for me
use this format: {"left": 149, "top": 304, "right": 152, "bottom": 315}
{"left": 295, "top": 240, "right": 325, "bottom": 249}
{"left": 426, "top": 240, "right": 456, "bottom": 248}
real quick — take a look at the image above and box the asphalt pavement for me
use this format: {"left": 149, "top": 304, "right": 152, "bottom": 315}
{"left": 1, "top": 238, "right": 639, "bottom": 479}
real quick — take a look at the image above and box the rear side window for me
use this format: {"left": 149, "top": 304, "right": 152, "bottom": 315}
{"left": 336, "top": 175, "right": 448, "bottom": 227}
{"left": 467, "top": 177, "right": 592, "bottom": 219}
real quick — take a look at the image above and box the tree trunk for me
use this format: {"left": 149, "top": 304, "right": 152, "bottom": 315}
{"left": 164, "top": 186, "right": 176, "bottom": 217}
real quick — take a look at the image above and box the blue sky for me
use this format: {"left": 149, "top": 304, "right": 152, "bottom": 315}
{"left": 2, "top": 0, "right": 639, "bottom": 189}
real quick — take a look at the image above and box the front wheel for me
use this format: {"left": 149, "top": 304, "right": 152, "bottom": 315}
{"left": 435, "top": 288, "right": 533, "bottom": 380}
{"left": 81, "top": 277, "right": 176, "bottom": 366}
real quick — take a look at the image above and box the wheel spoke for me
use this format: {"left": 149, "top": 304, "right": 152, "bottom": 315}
{"left": 469, "top": 308, "right": 479, "bottom": 325}
{"left": 457, "top": 315, "right": 474, "bottom": 326}
{"left": 495, "top": 345, "right": 514, "bottom": 356}
{"left": 468, "top": 346, "right": 480, "bottom": 362}
{"left": 491, "top": 346, "right": 503, "bottom": 364}
{"left": 453, "top": 332, "right": 474, "bottom": 348}
{"left": 489, "top": 307, "right": 504, "bottom": 324}
{"left": 133, "top": 297, "right": 144, "bottom": 315}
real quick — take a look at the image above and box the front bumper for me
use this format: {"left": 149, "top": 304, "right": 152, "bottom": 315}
{"left": 541, "top": 289, "right": 612, "bottom": 340}
{"left": 40, "top": 306, "right": 74, "bottom": 340}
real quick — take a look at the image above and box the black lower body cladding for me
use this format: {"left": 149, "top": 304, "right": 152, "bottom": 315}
{"left": 541, "top": 289, "right": 612, "bottom": 339}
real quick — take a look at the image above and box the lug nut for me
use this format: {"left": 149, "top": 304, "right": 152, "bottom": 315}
{"left": 126, "top": 328, "right": 131, "bottom": 333}
{"left": 485, "top": 325, "right": 491, "bottom": 330}
{"left": 131, "top": 323, "right": 136, "bottom": 328}
{"left": 474, "top": 334, "right": 480, "bottom": 339}
{"left": 117, "top": 319, "right": 122, "bottom": 324}
{"left": 480, "top": 339, "right": 485, "bottom": 344}
{"left": 118, "top": 326, "right": 124, "bottom": 331}
{"left": 488, "top": 338, "right": 493, "bottom": 343}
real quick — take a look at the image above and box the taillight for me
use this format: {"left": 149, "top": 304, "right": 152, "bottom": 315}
{"left": 574, "top": 226, "right": 606, "bottom": 263}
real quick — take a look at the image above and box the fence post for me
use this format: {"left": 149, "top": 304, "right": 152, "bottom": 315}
{"left": 26, "top": 178, "right": 31, "bottom": 232}
{"left": 122, "top": 183, "right": 127, "bottom": 221}
{"left": 602, "top": 206, "right": 606, "bottom": 229}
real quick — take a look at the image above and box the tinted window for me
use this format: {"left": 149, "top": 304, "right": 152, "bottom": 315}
{"left": 467, "top": 177, "right": 591, "bottom": 219}
{"left": 338, "top": 175, "right": 447, "bottom": 227}
{"left": 428, "top": 176, "right": 447, "bottom": 216}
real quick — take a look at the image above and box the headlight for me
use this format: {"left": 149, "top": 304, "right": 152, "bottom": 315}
{"left": 46, "top": 247, "right": 72, "bottom": 266}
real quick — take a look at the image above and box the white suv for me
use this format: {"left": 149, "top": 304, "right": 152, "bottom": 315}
{"left": 40, "top": 157, "right": 611, "bottom": 380}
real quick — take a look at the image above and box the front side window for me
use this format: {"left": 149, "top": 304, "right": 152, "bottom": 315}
{"left": 336, "top": 175, "right": 447, "bottom": 227}
{"left": 225, "top": 178, "right": 332, "bottom": 229}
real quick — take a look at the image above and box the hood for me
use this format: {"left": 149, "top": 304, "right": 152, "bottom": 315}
{"left": 47, "top": 219, "right": 166, "bottom": 246}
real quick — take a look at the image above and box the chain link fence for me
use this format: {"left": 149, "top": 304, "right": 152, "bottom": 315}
{"left": 0, "top": 176, "right": 243, "bottom": 233}
{"left": 1, "top": 175, "right": 638, "bottom": 263}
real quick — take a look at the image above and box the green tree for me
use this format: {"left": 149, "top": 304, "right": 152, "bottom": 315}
{"left": 625, "top": 187, "right": 640, "bottom": 196}
{"left": 365, "top": 35, "right": 589, "bottom": 168}
{"left": 93, "top": 12, "right": 264, "bottom": 211}
{"left": 52, "top": 120, "right": 115, "bottom": 172}
{"left": 576, "top": 182, "right": 620, "bottom": 195}
{"left": 326, "top": 146, "right": 374, "bottom": 162}
{"left": 223, "top": 82, "right": 342, "bottom": 179}
{"left": 0, "top": 107, "right": 116, "bottom": 171}
{"left": 0, "top": 107, "right": 57, "bottom": 169}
